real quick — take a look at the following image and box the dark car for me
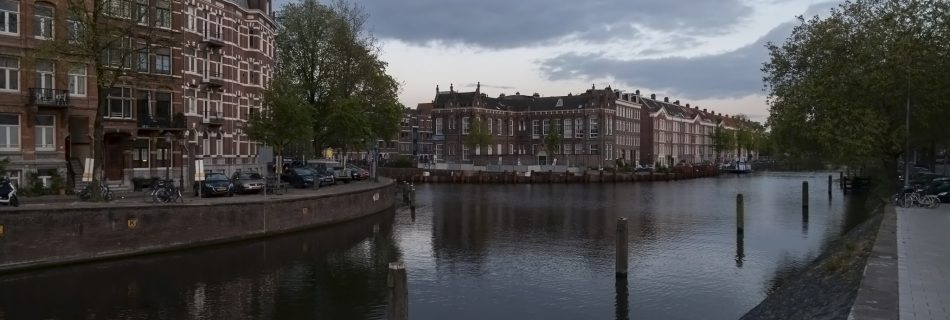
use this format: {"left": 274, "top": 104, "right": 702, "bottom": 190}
{"left": 194, "top": 173, "right": 234, "bottom": 197}
{"left": 231, "top": 172, "right": 265, "bottom": 194}
{"left": 310, "top": 167, "right": 336, "bottom": 186}
{"left": 924, "top": 180, "right": 950, "bottom": 203}
{"left": 347, "top": 164, "right": 370, "bottom": 180}
{"left": 282, "top": 167, "right": 317, "bottom": 188}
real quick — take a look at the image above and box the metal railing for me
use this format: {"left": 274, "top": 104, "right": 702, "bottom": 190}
{"left": 29, "top": 88, "right": 70, "bottom": 106}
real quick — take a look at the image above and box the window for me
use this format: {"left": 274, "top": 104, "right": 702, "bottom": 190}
{"left": 0, "top": 56, "right": 17, "bottom": 91}
{"left": 496, "top": 144, "right": 502, "bottom": 155}
{"left": 487, "top": 145, "right": 492, "bottom": 155}
{"left": 34, "top": 115, "right": 54, "bottom": 151}
{"left": 435, "top": 144, "right": 443, "bottom": 159}
{"left": 154, "top": 47, "right": 171, "bottom": 74}
{"left": 564, "top": 118, "right": 573, "bottom": 138}
{"left": 0, "top": 114, "right": 18, "bottom": 151}
{"left": 249, "top": 29, "right": 260, "bottom": 50}
{"left": 590, "top": 115, "right": 599, "bottom": 138}
{"left": 542, "top": 119, "right": 549, "bottom": 135}
{"left": 108, "top": 87, "right": 133, "bottom": 118}
{"left": 564, "top": 144, "right": 573, "bottom": 155}
{"left": 496, "top": 119, "right": 502, "bottom": 135}
{"left": 133, "top": 0, "right": 147, "bottom": 24}
{"left": 590, "top": 144, "right": 599, "bottom": 155}
{"left": 434, "top": 117, "right": 443, "bottom": 135}
{"left": 103, "top": 38, "right": 131, "bottom": 68}
{"left": 68, "top": 64, "right": 86, "bottom": 96}
{"left": 106, "top": 0, "right": 131, "bottom": 18}
{"left": 574, "top": 118, "right": 584, "bottom": 138}
{"left": 66, "top": 19, "right": 82, "bottom": 43}
{"left": 509, "top": 144, "right": 514, "bottom": 155}
{"left": 186, "top": 7, "right": 194, "bottom": 30}
{"left": 461, "top": 117, "right": 470, "bottom": 135}
{"left": 487, "top": 117, "right": 492, "bottom": 134}
{"left": 33, "top": 4, "right": 53, "bottom": 39}
{"left": 461, "top": 145, "right": 469, "bottom": 161}
{"left": 508, "top": 119, "right": 513, "bottom": 136}
{"left": 575, "top": 143, "right": 584, "bottom": 154}
{"left": 155, "top": 92, "right": 171, "bottom": 119}
{"left": 532, "top": 120, "right": 539, "bottom": 139}
{"left": 0, "top": 0, "right": 18, "bottom": 35}
{"left": 135, "top": 45, "right": 148, "bottom": 72}
{"left": 155, "top": 0, "right": 171, "bottom": 28}
{"left": 34, "top": 59, "right": 53, "bottom": 89}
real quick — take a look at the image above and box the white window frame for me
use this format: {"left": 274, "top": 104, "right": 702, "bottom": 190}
{"left": 34, "top": 114, "right": 55, "bottom": 151}
{"left": 0, "top": 55, "right": 18, "bottom": 91}
{"left": 33, "top": 4, "right": 53, "bottom": 39}
{"left": 434, "top": 117, "right": 443, "bottom": 135}
{"left": 35, "top": 59, "right": 54, "bottom": 90}
{"left": 461, "top": 117, "right": 470, "bottom": 135}
{"left": 68, "top": 64, "right": 87, "bottom": 96}
{"left": 0, "top": 0, "right": 18, "bottom": 36}
{"left": 532, "top": 120, "right": 540, "bottom": 139}
{"left": 0, "top": 114, "right": 19, "bottom": 151}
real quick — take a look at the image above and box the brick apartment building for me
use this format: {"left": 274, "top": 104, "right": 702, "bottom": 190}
{"left": 425, "top": 84, "right": 751, "bottom": 169}
{"left": 0, "top": 0, "right": 274, "bottom": 189}
{"left": 430, "top": 84, "right": 618, "bottom": 167}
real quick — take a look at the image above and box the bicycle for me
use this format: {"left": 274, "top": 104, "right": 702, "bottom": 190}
{"left": 78, "top": 182, "right": 115, "bottom": 202}
{"left": 897, "top": 191, "right": 941, "bottom": 208}
{"left": 150, "top": 179, "right": 183, "bottom": 203}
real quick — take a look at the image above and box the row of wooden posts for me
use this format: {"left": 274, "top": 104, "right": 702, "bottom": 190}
{"left": 385, "top": 175, "right": 837, "bottom": 319}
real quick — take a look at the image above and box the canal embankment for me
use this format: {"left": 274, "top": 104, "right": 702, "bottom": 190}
{"left": 740, "top": 201, "right": 885, "bottom": 320}
{"left": 378, "top": 166, "right": 718, "bottom": 183}
{"left": 0, "top": 179, "right": 395, "bottom": 273}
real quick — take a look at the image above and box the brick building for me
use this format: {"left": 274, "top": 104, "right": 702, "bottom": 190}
{"left": 0, "top": 0, "right": 274, "bottom": 189}
{"left": 431, "top": 84, "right": 618, "bottom": 167}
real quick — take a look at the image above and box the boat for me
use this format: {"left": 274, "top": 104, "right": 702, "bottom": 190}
{"left": 721, "top": 162, "right": 753, "bottom": 174}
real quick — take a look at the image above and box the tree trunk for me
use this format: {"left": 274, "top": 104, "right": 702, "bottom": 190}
{"left": 91, "top": 90, "right": 108, "bottom": 201}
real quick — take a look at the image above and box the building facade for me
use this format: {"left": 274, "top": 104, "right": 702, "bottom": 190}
{"left": 431, "top": 84, "right": 618, "bottom": 168}
{"left": 0, "top": 0, "right": 274, "bottom": 189}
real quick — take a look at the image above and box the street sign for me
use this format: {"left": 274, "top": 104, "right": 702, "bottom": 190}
{"left": 82, "top": 158, "right": 94, "bottom": 182}
{"left": 194, "top": 160, "right": 206, "bottom": 181}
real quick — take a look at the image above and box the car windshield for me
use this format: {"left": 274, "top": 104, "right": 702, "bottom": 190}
{"left": 237, "top": 173, "right": 262, "bottom": 180}
{"left": 206, "top": 174, "right": 229, "bottom": 181}
{"left": 293, "top": 168, "right": 312, "bottom": 175}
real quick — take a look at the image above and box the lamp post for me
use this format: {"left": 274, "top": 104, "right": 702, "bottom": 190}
{"left": 904, "top": 92, "right": 911, "bottom": 190}
{"left": 164, "top": 131, "right": 173, "bottom": 181}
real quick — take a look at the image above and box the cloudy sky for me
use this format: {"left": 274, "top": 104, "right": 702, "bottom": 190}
{"left": 275, "top": 0, "right": 841, "bottom": 123}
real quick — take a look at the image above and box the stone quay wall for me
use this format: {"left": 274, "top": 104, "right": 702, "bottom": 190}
{"left": 0, "top": 181, "right": 395, "bottom": 273}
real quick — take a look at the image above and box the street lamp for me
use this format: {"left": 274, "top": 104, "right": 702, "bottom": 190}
{"left": 164, "top": 131, "right": 174, "bottom": 181}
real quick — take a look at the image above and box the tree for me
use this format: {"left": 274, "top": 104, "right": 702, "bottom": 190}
{"left": 464, "top": 117, "right": 492, "bottom": 161}
{"left": 38, "top": 0, "right": 176, "bottom": 199}
{"left": 245, "top": 77, "right": 314, "bottom": 184}
{"left": 543, "top": 121, "right": 561, "bottom": 162}
{"left": 711, "top": 127, "right": 735, "bottom": 163}
{"left": 276, "top": 0, "right": 403, "bottom": 154}
{"left": 763, "top": 0, "right": 950, "bottom": 186}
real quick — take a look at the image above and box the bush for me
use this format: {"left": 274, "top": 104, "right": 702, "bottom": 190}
{"left": 21, "top": 171, "right": 67, "bottom": 196}
{"left": 392, "top": 155, "right": 414, "bottom": 168}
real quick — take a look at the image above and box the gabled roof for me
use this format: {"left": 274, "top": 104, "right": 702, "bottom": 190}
{"left": 432, "top": 88, "right": 614, "bottom": 112}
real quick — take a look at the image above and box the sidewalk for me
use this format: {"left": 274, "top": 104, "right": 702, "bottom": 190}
{"left": 897, "top": 205, "right": 950, "bottom": 320}
{"left": 4, "top": 179, "right": 388, "bottom": 211}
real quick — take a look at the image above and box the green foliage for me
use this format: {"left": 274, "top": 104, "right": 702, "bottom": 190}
{"left": 21, "top": 171, "right": 66, "bottom": 196}
{"left": 392, "top": 155, "right": 413, "bottom": 168}
{"left": 544, "top": 121, "right": 562, "bottom": 155}
{"left": 464, "top": 117, "right": 492, "bottom": 151}
{"left": 711, "top": 127, "right": 735, "bottom": 161}
{"left": 763, "top": 0, "right": 950, "bottom": 174}
{"left": 0, "top": 157, "right": 8, "bottom": 174}
{"left": 245, "top": 77, "right": 314, "bottom": 156}
{"left": 276, "top": 0, "right": 403, "bottom": 150}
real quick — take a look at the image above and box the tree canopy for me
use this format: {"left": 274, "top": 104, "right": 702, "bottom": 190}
{"left": 276, "top": 0, "right": 403, "bottom": 152}
{"left": 763, "top": 0, "right": 950, "bottom": 173}
{"left": 245, "top": 77, "right": 313, "bottom": 156}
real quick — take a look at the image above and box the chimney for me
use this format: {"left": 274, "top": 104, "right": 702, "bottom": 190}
{"left": 686, "top": 103, "right": 690, "bottom": 108}
{"left": 635, "top": 89, "right": 640, "bottom": 95}
{"left": 650, "top": 93, "right": 656, "bottom": 100}
{"left": 532, "top": 93, "right": 540, "bottom": 98}
{"left": 664, "top": 97, "right": 669, "bottom": 103}
{"left": 718, "top": 112, "right": 722, "bottom": 116}
{"left": 703, "top": 108, "right": 707, "bottom": 112}
{"left": 674, "top": 100, "right": 680, "bottom": 105}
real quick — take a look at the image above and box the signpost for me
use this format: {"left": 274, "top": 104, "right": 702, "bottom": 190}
{"left": 194, "top": 159, "right": 205, "bottom": 198}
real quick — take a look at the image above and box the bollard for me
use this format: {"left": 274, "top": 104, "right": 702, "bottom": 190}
{"left": 828, "top": 175, "right": 833, "bottom": 197}
{"left": 736, "top": 194, "right": 744, "bottom": 234}
{"left": 616, "top": 217, "right": 628, "bottom": 277}
{"left": 802, "top": 181, "right": 809, "bottom": 208}
{"left": 409, "top": 184, "right": 416, "bottom": 210}
{"left": 387, "top": 262, "right": 408, "bottom": 320}
{"left": 839, "top": 171, "right": 844, "bottom": 187}
{"left": 615, "top": 276, "right": 630, "bottom": 320}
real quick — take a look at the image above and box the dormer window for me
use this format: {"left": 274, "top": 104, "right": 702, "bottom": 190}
{"left": 555, "top": 98, "right": 563, "bottom": 107}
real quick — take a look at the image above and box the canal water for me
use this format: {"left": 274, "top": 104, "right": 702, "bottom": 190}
{"left": 0, "top": 172, "right": 869, "bottom": 320}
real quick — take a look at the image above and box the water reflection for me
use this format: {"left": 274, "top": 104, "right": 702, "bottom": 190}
{"left": 615, "top": 276, "right": 629, "bottom": 320}
{"left": 0, "top": 209, "right": 398, "bottom": 320}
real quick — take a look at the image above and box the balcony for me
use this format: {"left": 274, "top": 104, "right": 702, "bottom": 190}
{"left": 138, "top": 112, "right": 186, "bottom": 131}
{"left": 201, "top": 31, "right": 225, "bottom": 48}
{"left": 202, "top": 111, "right": 224, "bottom": 127}
{"left": 201, "top": 72, "right": 225, "bottom": 88}
{"left": 29, "top": 88, "right": 70, "bottom": 107}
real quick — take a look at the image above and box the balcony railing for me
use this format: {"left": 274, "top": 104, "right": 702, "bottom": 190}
{"left": 138, "top": 112, "right": 186, "bottom": 130}
{"left": 201, "top": 31, "right": 225, "bottom": 48}
{"left": 29, "top": 88, "right": 70, "bottom": 107}
{"left": 201, "top": 72, "right": 224, "bottom": 87}
{"left": 203, "top": 111, "right": 224, "bottom": 126}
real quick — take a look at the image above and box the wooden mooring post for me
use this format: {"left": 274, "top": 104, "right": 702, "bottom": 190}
{"left": 616, "top": 217, "right": 628, "bottom": 277}
{"left": 802, "top": 181, "right": 809, "bottom": 208}
{"left": 736, "top": 194, "right": 744, "bottom": 234}
{"left": 828, "top": 175, "right": 833, "bottom": 197}
{"left": 387, "top": 262, "right": 408, "bottom": 320}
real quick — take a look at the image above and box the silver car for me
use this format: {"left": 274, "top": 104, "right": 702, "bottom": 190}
{"left": 231, "top": 172, "right": 265, "bottom": 194}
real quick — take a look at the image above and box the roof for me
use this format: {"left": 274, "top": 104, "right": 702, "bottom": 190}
{"left": 432, "top": 88, "right": 614, "bottom": 112}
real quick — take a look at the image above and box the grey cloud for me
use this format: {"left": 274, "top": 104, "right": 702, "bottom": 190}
{"left": 342, "top": 0, "right": 753, "bottom": 49}
{"left": 538, "top": 22, "right": 796, "bottom": 99}
{"left": 463, "top": 83, "right": 516, "bottom": 90}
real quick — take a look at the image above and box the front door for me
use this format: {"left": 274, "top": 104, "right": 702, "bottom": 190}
{"left": 105, "top": 138, "right": 125, "bottom": 181}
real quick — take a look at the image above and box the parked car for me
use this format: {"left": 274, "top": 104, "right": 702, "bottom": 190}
{"left": 231, "top": 172, "right": 265, "bottom": 194}
{"left": 310, "top": 167, "right": 336, "bottom": 186}
{"left": 634, "top": 165, "right": 654, "bottom": 173}
{"left": 283, "top": 167, "right": 317, "bottom": 188}
{"left": 347, "top": 164, "right": 370, "bottom": 180}
{"left": 923, "top": 180, "right": 950, "bottom": 203}
{"left": 309, "top": 160, "right": 352, "bottom": 184}
{"left": 194, "top": 173, "right": 234, "bottom": 197}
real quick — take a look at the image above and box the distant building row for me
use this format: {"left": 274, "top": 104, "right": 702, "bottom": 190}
{"left": 393, "top": 84, "right": 755, "bottom": 168}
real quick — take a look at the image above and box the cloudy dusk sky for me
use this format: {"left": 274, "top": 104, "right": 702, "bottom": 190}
{"left": 275, "top": 0, "right": 841, "bottom": 123}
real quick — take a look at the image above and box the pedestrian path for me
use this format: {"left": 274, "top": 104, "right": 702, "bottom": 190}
{"left": 897, "top": 205, "right": 950, "bottom": 320}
